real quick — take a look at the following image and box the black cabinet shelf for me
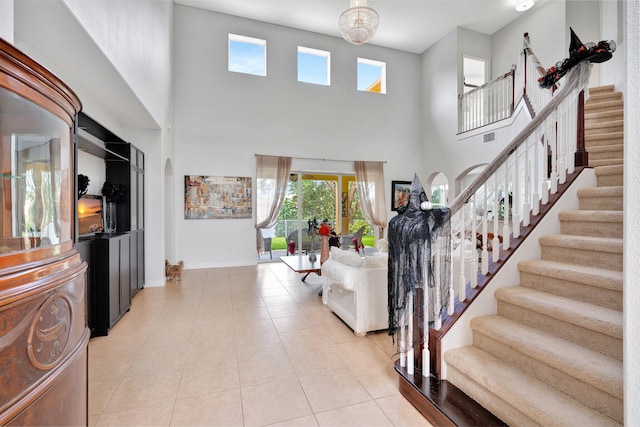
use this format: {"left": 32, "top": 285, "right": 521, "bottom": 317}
{"left": 77, "top": 128, "right": 128, "bottom": 161}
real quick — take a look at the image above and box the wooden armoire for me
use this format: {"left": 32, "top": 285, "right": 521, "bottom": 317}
{"left": 0, "top": 38, "right": 88, "bottom": 425}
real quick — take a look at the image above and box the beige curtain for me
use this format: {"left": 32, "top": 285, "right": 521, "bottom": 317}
{"left": 355, "top": 161, "right": 387, "bottom": 240}
{"left": 256, "top": 155, "right": 292, "bottom": 253}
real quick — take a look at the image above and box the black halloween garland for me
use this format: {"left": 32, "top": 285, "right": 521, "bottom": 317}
{"left": 538, "top": 28, "right": 616, "bottom": 89}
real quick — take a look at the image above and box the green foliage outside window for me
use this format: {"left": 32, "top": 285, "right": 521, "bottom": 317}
{"left": 275, "top": 176, "right": 372, "bottom": 245}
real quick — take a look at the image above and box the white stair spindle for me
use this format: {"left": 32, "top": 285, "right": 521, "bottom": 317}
{"left": 512, "top": 146, "right": 521, "bottom": 238}
{"left": 503, "top": 160, "right": 511, "bottom": 251}
{"left": 567, "top": 94, "right": 576, "bottom": 174}
{"left": 422, "top": 278, "right": 429, "bottom": 377}
{"left": 459, "top": 206, "right": 466, "bottom": 302}
{"left": 542, "top": 130, "right": 550, "bottom": 205}
{"left": 434, "top": 250, "right": 442, "bottom": 330}
{"left": 481, "top": 185, "right": 489, "bottom": 275}
{"left": 550, "top": 117, "right": 558, "bottom": 194}
{"left": 492, "top": 173, "right": 500, "bottom": 263}
{"left": 522, "top": 138, "right": 531, "bottom": 227}
{"left": 532, "top": 131, "right": 540, "bottom": 216}
{"left": 400, "top": 315, "right": 406, "bottom": 368}
{"left": 558, "top": 109, "right": 567, "bottom": 185}
{"left": 470, "top": 196, "right": 478, "bottom": 288}
{"left": 449, "top": 241, "right": 455, "bottom": 315}
{"left": 407, "top": 291, "right": 414, "bottom": 373}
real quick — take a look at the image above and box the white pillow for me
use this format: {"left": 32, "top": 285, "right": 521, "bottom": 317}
{"left": 330, "top": 246, "right": 349, "bottom": 262}
{"left": 339, "top": 251, "right": 365, "bottom": 267}
{"left": 363, "top": 253, "right": 388, "bottom": 268}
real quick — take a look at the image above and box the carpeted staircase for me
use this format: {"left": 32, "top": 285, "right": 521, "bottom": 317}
{"left": 444, "top": 85, "right": 624, "bottom": 426}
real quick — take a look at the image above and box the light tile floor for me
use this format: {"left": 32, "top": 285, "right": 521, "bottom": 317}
{"left": 88, "top": 263, "right": 433, "bottom": 426}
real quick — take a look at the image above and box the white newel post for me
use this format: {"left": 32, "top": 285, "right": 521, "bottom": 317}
{"left": 407, "top": 291, "right": 414, "bottom": 374}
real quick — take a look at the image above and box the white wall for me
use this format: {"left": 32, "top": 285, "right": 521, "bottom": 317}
{"left": 492, "top": 0, "right": 566, "bottom": 79}
{"left": 0, "top": 0, "right": 13, "bottom": 43}
{"left": 624, "top": 1, "right": 639, "bottom": 423}
{"left": 566, "top": 0, "right": 601, "bottom": 86}
{"left": 64, "top": 0, "right": 173, "bottom": 127}
{"left": 600, "top": 0, "right": 625, "bottom": 91}
{"left": 173, "top": 5, "right": 423, "bottom": 268}
{"left": 420, "top": 28, "right": 458, "bottom": 191}
{"left": 458, "top": 28, "right": 492, "bottom": 88}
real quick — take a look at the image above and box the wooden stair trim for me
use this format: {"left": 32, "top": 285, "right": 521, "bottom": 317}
{"left": 395, "top": 361, "right": 507, "bottom": 427}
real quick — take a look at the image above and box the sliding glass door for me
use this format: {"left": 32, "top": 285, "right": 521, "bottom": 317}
{"left": 273, "top": 172, "right": 370, "bottom": 255}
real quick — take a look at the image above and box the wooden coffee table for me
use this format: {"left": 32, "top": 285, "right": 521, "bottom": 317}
{"left": 279, "top": 255, "right": 322, "bottom": 282}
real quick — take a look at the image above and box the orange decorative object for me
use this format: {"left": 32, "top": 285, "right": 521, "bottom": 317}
{"left": 318, "top": 222, "right": 331, "bottom": 236}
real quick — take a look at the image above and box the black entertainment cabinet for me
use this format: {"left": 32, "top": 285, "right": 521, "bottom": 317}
{"left": 76, "top": 112, "right": 145, "bottom": 337}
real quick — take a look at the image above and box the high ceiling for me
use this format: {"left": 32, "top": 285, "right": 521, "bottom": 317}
{"left": 175, "top": 0, "right": 539, "bottom": 54}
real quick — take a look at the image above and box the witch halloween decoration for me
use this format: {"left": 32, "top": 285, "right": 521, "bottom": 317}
{"left": 538, "top": 27, "right": 615, "bottom": 89}
{"left": 387, "top": 174, "right": 451, "bottom": 374}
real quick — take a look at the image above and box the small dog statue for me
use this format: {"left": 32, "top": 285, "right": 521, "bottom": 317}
{"left": 165, "top": 259, "right": 184, "bottom": 280}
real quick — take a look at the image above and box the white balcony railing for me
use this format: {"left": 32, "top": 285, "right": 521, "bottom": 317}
{"left": 458, "top": 33, "right": 555, "bottom": 134}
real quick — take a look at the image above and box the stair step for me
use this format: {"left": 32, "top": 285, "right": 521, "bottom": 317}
{"left": 495, "top": 286, "right": 623, "bottom": 360}
{"left": 519, "top": 259, "right": 623, "bottom": 310}
{"left": 539, "top": 234, "right": 622, "bottom": 271}
{"left": 588, "top": 144, "right": 623, "bottom": 161}
{"left": 595, "top": 164, "right": 624, "bottom": 186}
{"left": 586, "top": 91, "right": 622, "bottom": 104}
{"left": 559, "top": 210, "right": 623, "bottom": 238}
{"left": 589, "top": 84, "right": 615, "bottom": 94}
{"left": 585, "top": 109, "right": 623, "bottom": 124}
{"left": 584, "top": 110, "right": 624, "bottom": 129}
{"left": 470, "top": 315, "right": 623, "bottom": 421}
{"left": 577, "top": 186, "right": 623, "bottom": 211}
{"left": 584, "top": 99, "right": 623, "bottom": 113}
{"left": 585, "top": 130, "right": 624, "bottom": 144}
{"left": 444, "top": 346, "right": 621, "bottom": 427}
{"left": 586, "top": 138, "right": 623, "bottom": 148}
{"left": 585, "top": 119, "right": 624, "bottom": 134}
{"left": 590, "top": 158, "right": 623, "bottom": 167}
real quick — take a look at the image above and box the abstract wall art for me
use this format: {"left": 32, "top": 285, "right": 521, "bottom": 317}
{"left": 184, "top": 175, "right": 252, "bottom": 219}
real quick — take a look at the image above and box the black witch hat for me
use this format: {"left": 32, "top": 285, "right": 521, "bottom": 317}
{"left": 568, "top": 27, "right": 614, "bottom": 63}
{"left": 568, "top": 27, "right": 584, "bottom": 57}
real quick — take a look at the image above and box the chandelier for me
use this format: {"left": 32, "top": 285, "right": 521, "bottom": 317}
{"left": 338, "top": 0, "right": 379, "bottom": 45}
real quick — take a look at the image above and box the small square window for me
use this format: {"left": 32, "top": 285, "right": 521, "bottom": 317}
{"left": 228, "top": 33, "right": 266, "bottom": 76}
{"left": 357, "top": 57, "right": 386, "bottom": 94}
{"left": 298, "top": 46, "right": 331, "bottom": 86}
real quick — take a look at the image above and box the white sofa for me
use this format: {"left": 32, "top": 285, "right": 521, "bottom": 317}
{"left": 321, "top": 245, "right": 389, "bottom": 336}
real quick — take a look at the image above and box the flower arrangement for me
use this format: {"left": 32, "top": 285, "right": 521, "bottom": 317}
{"left": 318, "top": 221, "right": 332, "bottom": 236}
{"left": 78, "top": 174, "right": 90, "bottom": 199}
{"left": 101, "top": 181, "right": 127, "bottom": 203}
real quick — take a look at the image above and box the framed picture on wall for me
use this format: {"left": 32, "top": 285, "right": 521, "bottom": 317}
{"left": 184, "top": 175, "right": 252, "bottom": 219}
{"left": 391, "top": 180, "right": 411, "bottom": 211}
